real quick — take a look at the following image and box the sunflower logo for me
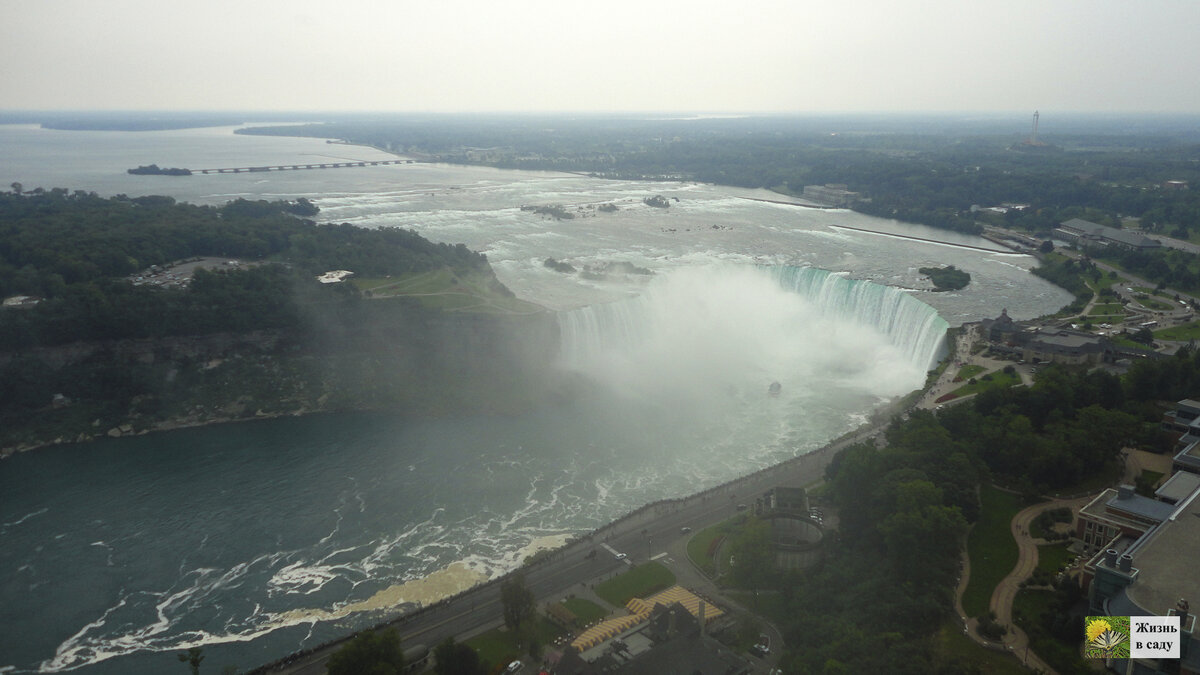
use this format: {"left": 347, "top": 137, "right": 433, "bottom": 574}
{"left": 1085, "top": 616, "right": 1130, "bottom": 659}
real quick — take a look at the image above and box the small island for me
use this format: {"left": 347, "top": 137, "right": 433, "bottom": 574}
{"left": 520, "top": 204, "right": 574, "bottom": 220}
{"left": 919, "top": 265, "right": 970, "bottom": 291}
{"left": 128, "top": 164, "right": 192, "bottom": 176}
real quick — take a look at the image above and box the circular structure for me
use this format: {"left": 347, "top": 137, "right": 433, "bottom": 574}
{"left": 762, "top": 512, "right": 824, "bottom": 571}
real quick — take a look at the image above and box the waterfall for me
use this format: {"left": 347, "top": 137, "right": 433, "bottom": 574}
{"left": 555, "top": 265, "right": 947, "bottom": 400}
{"left": 770, "top": 266, "right": 948, "bottom": 372}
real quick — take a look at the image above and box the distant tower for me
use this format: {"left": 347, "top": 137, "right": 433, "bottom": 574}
{"left": 1026, "top": 111, "right": 1046, "bottom": 146}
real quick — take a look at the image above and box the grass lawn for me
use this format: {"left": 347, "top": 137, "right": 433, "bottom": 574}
{"left": 1088, "top": 303, "right": 1125, "bottom": 316}
{"left": 352, "top": 268, "right": 544, "bottom": 314}
{"left": 933, "top": 622, "right": 1029, "bottom": 675}
{"left": 1108, "top": 335, "right": 1146, "bottom": 349}
{"left": 1155, "top": 320, "right": 1200, "bottom": 341}
{"left": 465, "top": 616, "right": 564, "bottom": 668}
{"left": 1011, "top": 589, "right": 1091, "bottom": 674}
{"left": 955, "top": 364, "right": 986, "bottom": 380}
{"left": 1036, "top": 543, "right": 1074, "bottom": 575}
{"left": 686, "top": 518, "right": 742, "bottom": 577}
{"left": 945, "top": 370, "right": 1021, "bottom": 400}
{"left": 560, "top": 597, "right": 609, "bottom": 624}
{"left": 594, "top": 562, "right": 676, "bottom": 607}
{"left": 962, "top": 484, "right": 1027, "bottom": 618}
{"left": 1136, "top": 296, "right": 1176, "bottom": 311}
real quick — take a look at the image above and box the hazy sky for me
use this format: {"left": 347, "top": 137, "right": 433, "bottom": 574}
{"left": 3, "top": 0, "right": 1199, "bottom": 113}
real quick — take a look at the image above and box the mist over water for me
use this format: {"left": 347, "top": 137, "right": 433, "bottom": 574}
{"left": 557, "top": 265, "right": 945, "bottom": 409}
{"left": 0, "top": 126, "right": 1071, "bottom": 674}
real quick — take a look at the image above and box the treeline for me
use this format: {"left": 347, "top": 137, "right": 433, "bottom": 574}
{"left": 0, "top": 189, "right": 490, "bottom": 348}
{"left": 770, "top": 347, "right": 1197, "bottom": 671}
{"left": 238, "top": 115, "right": 1200, "bottom": 238}
{"left": 1090, "top": 244, "right": 1200, "bottom": 293}
{"left": 779, "top": 410, "right": 974, "bottom": 673}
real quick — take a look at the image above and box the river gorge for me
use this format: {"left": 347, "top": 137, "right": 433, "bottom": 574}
{"left": 0, "top": 124, "right": 1073, "bottom": 674}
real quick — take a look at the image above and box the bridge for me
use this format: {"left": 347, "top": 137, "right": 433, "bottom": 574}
{"left": 191, "top": 159, "right": 418, "bottom": 174}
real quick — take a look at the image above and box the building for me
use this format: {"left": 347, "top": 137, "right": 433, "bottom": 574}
{"left": 555, "top": 591, "right": 750, "bottom": 675}
{"left": 1085, "top": 484, "right": 1200, "bottom": 674}
{"left": 1076, "top": 485, "right": 1177, "bottom": 560}
{"left": 1022, "top": 328, "right": 1110, "bottom": 365}
{"left": 1162, "top": 399, "right": 1200, "bottom": 447}
{"left": 1155, "top": 471, "right": 1200, "bottom": 506}
{"left": 754, "top": 486, "right": 809, "bottom": 515}
{"left": 979, "top": 308, "right": 1020, "bottom": 344}
{"left": 1, "top": 295, "right": 41, "bottom": 309}
{"left": 1054, "top": 218, "right": 1161, "bottom": 251}
{"left": 1165, "top": 400, "right": 1200, "bottom": 475}
{"left": 1174, "top": 439, "right": 1200, "bottom": 476}
{"left": 802, "top": 184, "right": 859, "bottom": 207}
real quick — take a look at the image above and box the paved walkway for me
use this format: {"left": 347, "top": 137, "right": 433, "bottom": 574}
{"left": 956, "top": 492, "right": 1097, "bottom": 675}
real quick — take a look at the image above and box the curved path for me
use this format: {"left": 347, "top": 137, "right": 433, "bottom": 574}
{"left": 957, "top": 493, "right": 1096, "bottom": 674}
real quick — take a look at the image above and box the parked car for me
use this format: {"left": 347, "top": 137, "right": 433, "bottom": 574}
{"left": 506, "top": 660, "right": 523, "bottom": 673}
{"left": 753, "top": 634, "right": 770, "bottom": 655}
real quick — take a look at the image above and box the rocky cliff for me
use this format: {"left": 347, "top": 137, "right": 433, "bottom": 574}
{"left": 0, "top": 300, "right": 562, "bottom": 456}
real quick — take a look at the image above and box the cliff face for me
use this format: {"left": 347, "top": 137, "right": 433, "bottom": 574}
{"left": 0, "top": 302, "right": 562, "bottom": 455}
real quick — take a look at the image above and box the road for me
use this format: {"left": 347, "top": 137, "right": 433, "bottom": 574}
{"left": 264, "top": 422, "right": 874, "bottom": 674}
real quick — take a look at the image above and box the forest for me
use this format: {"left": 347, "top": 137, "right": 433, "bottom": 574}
{"left": 0, "top": 189, "right": 489, "bottom": 348}
{"left": 768, "top": 348, "right": 1197, "bottom": 673}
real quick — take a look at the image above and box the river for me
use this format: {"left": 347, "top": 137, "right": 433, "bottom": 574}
{"left": 0, "top": 123, "right": 1072, "bottom": 674}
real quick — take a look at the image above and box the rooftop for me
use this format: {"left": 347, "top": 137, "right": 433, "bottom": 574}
{"left": 1030, "top": 331, "right": 1104, "bottom": 350}
{"left": 1156, "top": 471, "right": 1200, "bottom": 504}
{"left": 1125, "top": 490, "right": 1200, "bottom": 621}
{"left": 1057, "top": 218, "right": 1160, "bottom": 249}
{"left": 1079, "top": 487, "right": 1176, "bottom": 531}
{"left": 1175, "top": 439, "right": 1200, "bottom": 471}
{"left": 1104, "top": 489, "right": 1178, "bottom": 522}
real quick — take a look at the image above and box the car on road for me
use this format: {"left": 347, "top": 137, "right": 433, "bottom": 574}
{"left": 614, "top": 552, "right": 627, "bottom": 560}
{"left": 506, "top": 660, "right": 523, "bottom": 673}
{"left": 679, "top": 526, "right": 692, "bottom": 533}
{"left": 749, "top": 634, "right": 771, "bottom": 657}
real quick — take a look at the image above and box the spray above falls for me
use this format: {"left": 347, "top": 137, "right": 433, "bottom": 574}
{"left": 556, "top": 265, "right": 948, "bottom": 405}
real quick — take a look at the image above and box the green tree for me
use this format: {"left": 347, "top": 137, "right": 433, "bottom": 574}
{"left": 500, "top": 574, "right": 536, "bottom": 632}
{"left": 326, "top": 629, "right": 406, "bottom": 675}
{"left": 433, "top": 638, "right": 487, "bottom": 675}
{"left": 728, "top": 516, "right": 775, "bottom": 589}
{"left": 177, "top": 647, "right": 204, "bottom": 675}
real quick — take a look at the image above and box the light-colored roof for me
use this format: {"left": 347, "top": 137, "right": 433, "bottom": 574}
{"left": 1126, "top": 491, "right": 1200, "bottom": 618}
{"left": 1156, "top": 471, "right": 1200, "bottom": 503}
{"left": 569, "top": 585, "right": 724, "bottom": 651}
{"left": 1105, "top": 490, "right": 1178, "bottom": 522}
